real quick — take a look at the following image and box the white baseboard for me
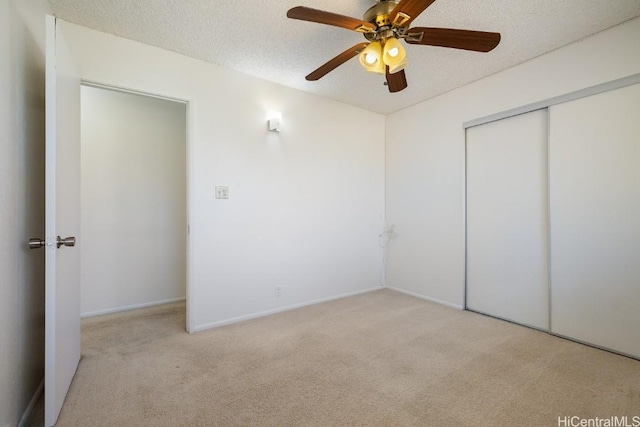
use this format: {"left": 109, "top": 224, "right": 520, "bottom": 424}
{"left": 386, "top": 286, "right": 464, "bottom": 310}
{"left": 192, "top": 286, "right": 383, "bottom": 332}
{"left": 18, "top": 378, "right": 44, "bottom": 427}
{"left": 81, "top": 297, "right": 186, "bottom": 318}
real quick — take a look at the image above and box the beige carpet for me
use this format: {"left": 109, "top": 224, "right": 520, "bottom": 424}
{"left": 55, "top": 289, "right": 639, "bottom": 426}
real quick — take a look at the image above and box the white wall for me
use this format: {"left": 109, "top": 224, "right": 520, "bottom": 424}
{"left": 0, "top": 0, "right": 48, "bottom": 425}
{"left": 60, "top": 21, "right": 386, "bottom": 331}
{"left": 80, "top": 86, "right": 187, "bottom": 316}
{"left": 385, "top": 17, "right": 640, "bottom": 308}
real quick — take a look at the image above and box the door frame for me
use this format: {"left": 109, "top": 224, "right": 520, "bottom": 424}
{"left": 81, "top": 80, "right": 196, "bottom": 333}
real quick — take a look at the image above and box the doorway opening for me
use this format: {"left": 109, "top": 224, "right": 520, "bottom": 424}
{"left": 79, "top": 84, "right": 189, "bottom": 332}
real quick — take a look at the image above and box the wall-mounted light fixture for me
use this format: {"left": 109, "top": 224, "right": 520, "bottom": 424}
{"left": 268, "top": 112, "right": 282, "bottom": 132}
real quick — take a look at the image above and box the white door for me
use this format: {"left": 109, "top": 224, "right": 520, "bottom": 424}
{"left": 466, "top": 109, "right": 549, "bottom": 330}
{"left": 44, "top": 15, "right": 81, "bottom": 427}
{"left": 549, "top": 83, "right": 640, "bottom": 358}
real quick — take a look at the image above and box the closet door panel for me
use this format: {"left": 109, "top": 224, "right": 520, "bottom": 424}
{"left": 549, "top": 83, "right": 640, "bottom": 358}
{"left": 466, "top": 109, "right": 549, "bottom": 330}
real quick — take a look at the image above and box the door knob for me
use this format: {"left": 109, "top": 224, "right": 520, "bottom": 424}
{"left": 28, "top": 236, "right": 76, "bottom": 249}
{"left": 57, "top": 236, "right": 76, "bottom": 248}
{"left": 29, "top": 238, "right": 45, "bottom": 249}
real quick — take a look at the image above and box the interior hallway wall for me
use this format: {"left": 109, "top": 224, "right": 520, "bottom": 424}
{"left": 385, "top": 17, "right": 640, "bottom": 308}
{"left": 0, "top": 0, "right": 49, "bottom": 425}
{"left": 80, "top": 86, "right": 187, "bottom": 317}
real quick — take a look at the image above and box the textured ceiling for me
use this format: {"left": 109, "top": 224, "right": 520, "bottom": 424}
{"left": 48, "top": 0, "right": 640, "bottom": 114}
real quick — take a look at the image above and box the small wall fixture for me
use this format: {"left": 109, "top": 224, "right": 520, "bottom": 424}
{"left": 268, "top": 112, "right": 282, "bottom": 132}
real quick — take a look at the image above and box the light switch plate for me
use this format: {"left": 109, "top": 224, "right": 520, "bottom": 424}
{"left": 215, "top": 186, "right": 229, "bottom": 199}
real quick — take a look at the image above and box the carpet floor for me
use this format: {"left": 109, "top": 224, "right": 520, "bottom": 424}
{"left": 53, "top": 289, "right": 639, "bottom": 426}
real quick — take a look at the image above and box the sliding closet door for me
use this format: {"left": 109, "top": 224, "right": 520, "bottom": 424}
{"left": 549, "top": 83, "right": 640, "bottom": 358}
{"left": 466, "top": 110, "right": 549, "bottom": 330}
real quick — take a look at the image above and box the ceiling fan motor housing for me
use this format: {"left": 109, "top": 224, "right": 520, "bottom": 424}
{"left": 363, "top": 1, "right": 404, "bottom": 41}
{"left": 364, "top": 1, "right": 398, "bottom": 26}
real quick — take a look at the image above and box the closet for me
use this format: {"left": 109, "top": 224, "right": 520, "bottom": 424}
{"left": 465, "top": 80, "right": 640, "bottom": 359}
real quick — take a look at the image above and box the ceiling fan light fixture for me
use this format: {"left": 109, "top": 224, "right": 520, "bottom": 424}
{"left": 359, "top": 42, "right": 385, "bottom": 74}
{"left": 384, "top": 37, "right": 406, "bottom": 63}
{"left": 387, "top": 58, "right": 408, "bottom": 74}
{"left": 383, "top": 37, "right": 408, "bottom": 74}
{"left": 365, "top": 53, "right": 377, "bottom": 64}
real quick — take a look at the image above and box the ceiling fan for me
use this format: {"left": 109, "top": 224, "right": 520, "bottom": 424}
{"left": 286, "top": 0, "right": 501, "bottom": 93}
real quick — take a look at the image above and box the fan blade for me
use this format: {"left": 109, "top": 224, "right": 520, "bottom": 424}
{"left": 306, "top": 43, "right": 369, "bottom": 81}
{"left": 287, "top": 6, "right": 375, "bottom": 33}
{"left": 390, "top": 0, "right": 437, "bottom": 28}
{"left": 386, "top": 67, "right": 408, "bottom": 93}
{"left": 405, "top": 27, "right": 501, "bottom": 52}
